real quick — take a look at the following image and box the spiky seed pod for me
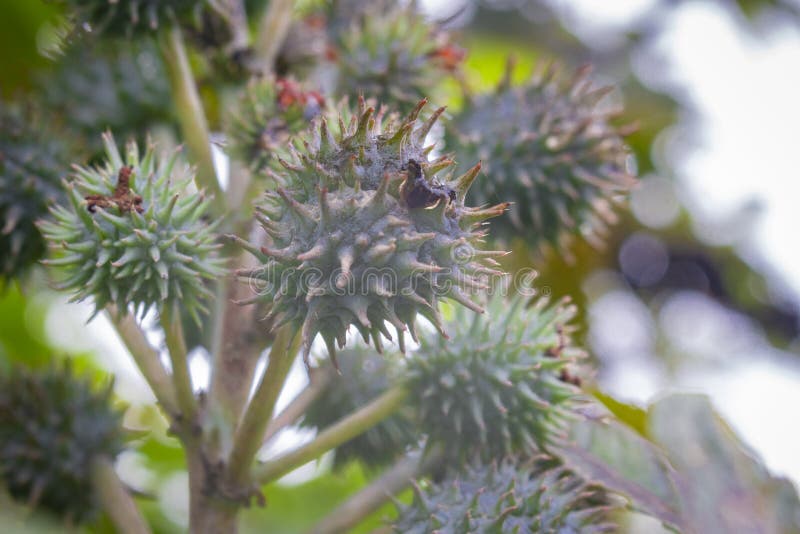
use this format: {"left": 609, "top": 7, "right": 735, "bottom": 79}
{"left": 60, "top": 0, "right": 204, "bottom": 35}
{"left": 238, "top": 98, "right": 508, "bottom": 365}
{"left": 38, "top": 42, "right": 172, "bottom": 155}
{"left": 301, "top": 345, "right": 415, "bottom": 469}
{"left": 0, "top": 109, "right": 68, "bottom": 283}
{"left": 394, "top": 455, "right": 620, "bottom": 533}
{"left": 448, "top": 60, "right": 636, "bottom": 253}
{"left": 39, "top": 134, "right": 226, "bottom": 321}
{"left": 406, "top": 294, "right": 586, "bottom": 462}
{"left": 0, "top": 363, "right": 125, "bottom": 524}
{"left": 333, "top": 6, "right": 460, "bottom": 112}
{"left": 227, "top": 77, "right": 324, "bottom": 173}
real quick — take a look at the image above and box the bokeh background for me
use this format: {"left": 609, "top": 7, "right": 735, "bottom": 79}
{"left": 1, "top": 0, "right": 799, "bottom": 531}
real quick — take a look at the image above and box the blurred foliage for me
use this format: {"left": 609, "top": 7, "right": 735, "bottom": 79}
{"left": 0, "top": 286, "right": 53, "bottom": 369}
{"left": 240, "top": 462, "right": 402, "bottom": 533}
{"left": 0, "top": 1, "right": 60, "bottom": 96}
{"left": 564, "top": 393, "right": 800, "bottom": 532}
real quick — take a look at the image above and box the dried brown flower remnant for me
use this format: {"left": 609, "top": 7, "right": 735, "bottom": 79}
{"left": 85, "top": 165, "right": 143, "bottom": 214}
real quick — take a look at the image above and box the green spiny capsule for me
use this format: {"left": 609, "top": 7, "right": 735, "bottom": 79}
{"left": 238, "top": 97, "right": 508, "bottom": 367}
{"left": 393, "top": 455, "right": 620, "bottom": 533}
{"left": 406, "top": 294, "right": 586, "bottom": 463}
{"left": 448, "top": 59, "right": 637, "bottom": 253}
{"left": 60, "top": 0, "right": 204, "bottom": 35}
{"left": 0, "top": 108, "right": 68, "bottom": 283}
{"left": 0, "top": 363, "right": 125, "bottom": 525}
{"left": 227, "top": 77, "right": 324, "bottom": 174}
{"left": 301, "top": 345, "right": 415, "bottom": 470}
{"left": 39, "top": 133, "right": 226, "bottom": 321}
{"left": 333, "top": 6, "right": 460, "bottom": 112}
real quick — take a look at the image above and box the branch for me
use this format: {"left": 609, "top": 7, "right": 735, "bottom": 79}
{"left": 107, "top": 305, "right": 178, "bottom": 416}
{"left": 158, "top": 25, "right": 225, "bottom": 215}
{"left": 91, "top": 456, "right": 152, "bottom": 534}
{"left": 160, "top": 303, "right": 196, "bottom": 421}
{"left": 226, "top": 325, "right": 300, "bottom": 484}
{"left": 253, "top": 386, "right": 408, "bottom": 485}
{"left": 206, "top": 0, "right": 250, "bottom": 53}
{"left": 262, "top": 366, "right": 333, "bottom": 444}
{"left": 208, "top": 249, "right": 269, "bottom": 429}
{"left": 253, "top": 0, "right": 294, "bottom": 74}
{"left": 309, "top": 446, "right": 444, "bottom": 534}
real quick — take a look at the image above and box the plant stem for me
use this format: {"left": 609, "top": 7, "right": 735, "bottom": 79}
{"left": 91, "top": 456, "right": 152, "bottom": 534}
{"left": 208, "top": 250, "right": 268, "bottom": 431}
{"left": 107, "top": 305, "right": 178, "bottom": 416}
{"left": 158, "top": 25, "right": 225, "bottom": 215}
{"left": 160, "top": 303, "right": 196, "bottom": 421}
{"left": 262, "top": 366, "right": 333, "bottom": 444}
{"left": 310, "top": 446, "right": 444, "bottom": 534}
{"left": 253, "top": 0, "right": 294, "bottom": 74}
{"left": 187, "top": 449, "right": 239, "bottom": 534}
{"left": 207, "top": 0, "right": 250, "bottom": 53}
{"left": 226, "top": 325, "right": 300, "bottom": 484}
{"left": 308, "top": 446, "right": 444, "bottom": 534}
{"left": 254, "top": 386, "right": 408, "bottom": 485}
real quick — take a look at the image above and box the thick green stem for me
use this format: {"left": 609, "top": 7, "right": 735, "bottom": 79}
{"left": 253, "top": 0, "right": 294, "bottom": 74}
{"left": 160, "top": 303, "right": 196, "bottom": 421}
{"left": 262, "top": 366, "right": 333, "bottom": 444}
{"left": 91, "top": 456, "right": 151, "bottom": 534}
{"left": 159, "top": 25, "right": 225, "bottom": 214}
{"left": 107, "top": 306, "right": 178, "bottom": 416}
{"left": 254, "top": 386, "right": 408, "bottom": 485}
{"left": 187, "top": 449, "right": 239, "bottom": 534}
{"left": 308, "top": 446, "right": 444, "bottom": 534}
{"left": 226, "top": 326, "right": 300, "bottom": 484}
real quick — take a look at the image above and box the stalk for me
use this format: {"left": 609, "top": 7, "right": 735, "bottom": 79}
{"left": 262, "top": 366, "right": 333, "bottom": 444}
{"left": 253, "top": 0, "right": 294, "bottom": 74}
{"left": 206, "top": 0, "right": 250, "bottom": 53}
{"left": 160, "top": 303, "right": 196, "bottom": 422}
{"left": 187, "top": 449, "right": 239, "bottom": 534}
{"left": 91, "top": 456, "right": 152, "bottom": 534}
{"left": 158, "top": 25, "right": 225, "bottom": 215}
{"left": 107, "top": 305, "right": 178, "bottom": 416}
{"left": 208, "top": 249, "right": 268, "bottom": 429}
{"left": 254, "top": 387, "right": 408, "bottom": 485}
{"left": 226, "top": 325, "right": 301, "bottom": 484}
{"left": 308, "top": 446, "right": 444, "bottom": 534}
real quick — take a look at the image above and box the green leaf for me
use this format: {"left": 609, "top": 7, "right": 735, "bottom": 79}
{"left": 649, "top": 394, "right": 800, "bottom": 534}
{"left": 241, "top": 461, "right": 403, "bottom": 534}
{"left": 561, "top": 416, "right": 683, "bottom": 529}
{"left": 592, "top": 390, "right": 649, "bottom": 437}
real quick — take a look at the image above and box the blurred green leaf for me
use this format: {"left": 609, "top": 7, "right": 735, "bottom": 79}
{"left": 649, "top": 394, "right": 800, "bottom": 534}
{"left": 0, "top": 286, "right": 53, "bottom": 369}
{"left": 137, "top": 434, "right": 186, "bottom": 477}
{"left": 562, "top": 416, "right": 683, "bottom": 529}
{"left": 241, "top": 461, "right": 403, "bottom": 534}
{"left": 565, "top": 394, "right": 800, "bottom": 532}
{"left": 0, "top": 0, "right": 58, "bottom": 96}
{"left": 593, "top": 390, "right": 649, "bottom": 437}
